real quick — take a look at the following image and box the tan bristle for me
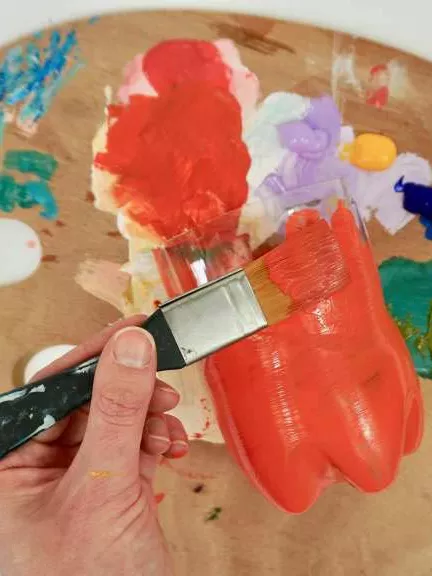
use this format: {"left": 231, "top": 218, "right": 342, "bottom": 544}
{"left": 244, "top": 223, "right": 349, "bottom": 326}
{"left": 244, "top": 258, "right": 293, "bottom": 326}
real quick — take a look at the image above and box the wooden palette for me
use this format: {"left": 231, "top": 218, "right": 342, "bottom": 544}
{"left": 0, "top": 11, "right": 432, "bottom": 575}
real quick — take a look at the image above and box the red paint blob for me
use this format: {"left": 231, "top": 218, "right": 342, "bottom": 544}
{"left": 205, "top": 204, "right": 423, "bottom": 513}
{"left": 155, "top": 492, "right": 166, "bottom": 504}
{"left": 95, "top": 84, "right": 250, "bottom": 241}
{"left": 366, "top": 86, "right": 389, "bottom": 108}
{"left": 142, "top": 40, "right": 231, "bottom": 95}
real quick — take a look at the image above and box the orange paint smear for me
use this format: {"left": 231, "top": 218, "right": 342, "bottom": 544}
{"left": 95, "top": 84, "right": 250, "bottom": 241}
{"left": 205, "top": 203, "right": 423, "bottom": 513}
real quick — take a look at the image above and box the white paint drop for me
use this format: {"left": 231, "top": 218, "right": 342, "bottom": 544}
{"left": 29, "top": 384, "right": 46, "bottom": 394}
{"left": 34, "top": 414, "right": 56, "bottom": 435}
{"left": 24, "top": 345, "right": 75, "bottom": 384}
{"left": 0, "top": 219, "right": 43, "bottom": 287}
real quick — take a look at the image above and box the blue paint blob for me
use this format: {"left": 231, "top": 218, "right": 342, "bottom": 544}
{"left": 0, "top": 29, "right": 84, "bottom": 127}
{"left": 395, "top": 176, "right": 432, "bottom": 239}
{"left": 395, "top": 176, "right": 432, "bottom": 219}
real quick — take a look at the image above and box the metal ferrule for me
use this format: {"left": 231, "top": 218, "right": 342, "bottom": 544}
{"left": 160, "top": 269, "right": 268, "bottom": 365}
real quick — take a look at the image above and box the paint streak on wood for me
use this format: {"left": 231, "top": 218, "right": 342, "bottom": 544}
{"left": 212, "top": 22, "right": 295, "bottom": 55}
{"left": 42, "top": 254, "right": 59, "bottom": 263}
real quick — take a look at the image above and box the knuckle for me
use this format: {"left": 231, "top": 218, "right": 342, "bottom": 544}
{"left": 97, "top": 387, "right": 142, "bottom": 426}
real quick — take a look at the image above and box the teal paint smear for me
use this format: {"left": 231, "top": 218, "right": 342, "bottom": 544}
{"left": 0, "top": 173, "right": 58, "bottom": 219}
{"left": 4, "top": 150, "right": 58, "bottom": 181}
{"left": 24, "top": 180, "right": 58, "bottom": 219}
{"left": 379, "top": 257, "right": 432, "bottom": 378}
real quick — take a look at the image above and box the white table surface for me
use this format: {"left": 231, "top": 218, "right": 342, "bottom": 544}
{"left": 0, "top": 0, "right": 431, "bottom": 61}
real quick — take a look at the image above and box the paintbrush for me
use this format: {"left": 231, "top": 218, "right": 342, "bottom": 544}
{"left": 0, "top": 221, "right": 348, "bottom": 459}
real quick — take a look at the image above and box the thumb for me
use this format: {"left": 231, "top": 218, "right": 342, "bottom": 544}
{"left": 77, "top": 326, "right": 156, "bottom": 478}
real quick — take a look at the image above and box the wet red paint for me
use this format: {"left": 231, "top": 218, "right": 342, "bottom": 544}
{"left": 264, "top": 216, "right": 346, "bottom": 304}
{"left": 205, "top": 203, "right": 423, "bottom": 513}
{"left": 155, "top": 492, "right": 166, "bottom": 504}
{"left": 366, "top": 87, "right": 389, "bottom": 108}
{"left": 366, "top": 64, "right": 390, "bottom": 108}
{"left": 95, "top": 84, "right": 250, "bottom": 242}
{"left": 55, "top": 220, "right": 66, "bottom": 228}
{"left": 142, "top": 40, "right": 231, "bottom": 95}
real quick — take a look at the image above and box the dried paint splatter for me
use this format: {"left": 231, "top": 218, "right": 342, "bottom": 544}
{"left": 205, "top": 506, "right": 222, "bottom": 521}
{"left": 42, "top": 254, "right": 59, "bottom": 263}
{"left": 0, "top": 29, "right": 84, "bottom": 134}
{"left": 0, "top": 29, "right": 84, "bottom": 221}
{"left": 90, "top": 470, "right": 113, "bottom": 479}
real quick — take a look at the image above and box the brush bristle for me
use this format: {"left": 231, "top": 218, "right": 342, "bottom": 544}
{"left": 245, "top": 221, "right": 349, "bottom": 326}
{"left": 244, "top": 258, "right": 292, "bottom": 326}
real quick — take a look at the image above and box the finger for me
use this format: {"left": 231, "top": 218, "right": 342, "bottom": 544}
{"left": 139, "top": 453, "right": 160, "bottom": 483}
{"left": 34, "top": 416, "right": 71, "bottom": 444}
{"left": 0, "top": 441, "right": 78, "bottom": 473}
{"left": 149, "top": 380, "right": 180, "bottom": 413}
{"left": 31, "top": 315, "right": 146, "bottom": 382}
{"left": 74, "top": 327, "right": 156, "bottom": 481}
{"left": 164, "top": 414, "right": 189, "bottom": 459}
{"left": 34, "top": 404, "right": 89, "bottom": 446}
{"left": 142, "top": 415, "right": 170, "bottom": 455}
{"left": 57, "top": 408, "right": 90, "bottom": 446}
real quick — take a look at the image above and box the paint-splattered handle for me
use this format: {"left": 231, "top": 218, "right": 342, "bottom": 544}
{"left": 0, "top": 356, "right": 99, "bottom": 459}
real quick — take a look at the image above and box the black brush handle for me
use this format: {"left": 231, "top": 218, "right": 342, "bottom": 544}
{"left": 0, "top": 310, "right": 186, "bottom": 459}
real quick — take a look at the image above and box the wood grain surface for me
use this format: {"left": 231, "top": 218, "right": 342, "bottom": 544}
{"left": 1, "top": 11, "right": 432, "bottom": 575}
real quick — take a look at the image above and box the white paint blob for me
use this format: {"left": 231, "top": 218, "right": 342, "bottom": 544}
{"left": 24, "top": 345, "right": 76, "bottom": 384}
{"left": 0, "top": 219, "right": 42, "bottom": 287}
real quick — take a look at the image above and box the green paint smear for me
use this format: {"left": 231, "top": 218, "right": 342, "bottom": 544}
{"left": 379, "top": 257, "right": 432, "bottom": 378}
{"left": 4, "top": 150, "right": 58, "bottom": 181}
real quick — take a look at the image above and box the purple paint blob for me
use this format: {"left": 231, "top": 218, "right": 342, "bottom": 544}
{"left": 255, "top": 95, "right": 357, "bottom": 235}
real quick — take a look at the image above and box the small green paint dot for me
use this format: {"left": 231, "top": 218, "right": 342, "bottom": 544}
{"left": 205, "top": 506, "right": 222, "bottom": 522}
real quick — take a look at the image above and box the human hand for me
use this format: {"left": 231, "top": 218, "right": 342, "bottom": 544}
{"left": 0, "top": 317, "right": 188, "bottom": 575}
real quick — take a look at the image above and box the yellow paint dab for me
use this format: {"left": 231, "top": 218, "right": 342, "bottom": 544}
{"left": 349, "top": 133, "right": 397, "bottom": 171}
{"left": 90, "top": 470, "right": 113, "bottom": 479}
